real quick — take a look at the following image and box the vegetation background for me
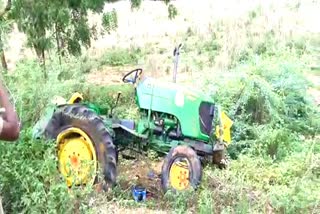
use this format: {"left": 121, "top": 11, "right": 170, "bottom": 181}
{"left": 0, "top": 0, "right": 319, "bottom": 213}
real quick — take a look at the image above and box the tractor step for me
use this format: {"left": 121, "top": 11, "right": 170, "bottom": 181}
{"left": 111, "top": 122, "right": 148, "bottom": 139}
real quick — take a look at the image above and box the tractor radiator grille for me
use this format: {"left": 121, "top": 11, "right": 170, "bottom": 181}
{"left": 199, "top": 102, "right": 215, "bottom": 136}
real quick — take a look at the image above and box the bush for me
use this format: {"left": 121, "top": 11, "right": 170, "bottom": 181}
{"left": 202, "top": 50, "right": 320, "bottom": 161}
{"left": 198, "top": 138, "right": 320, "bottom": 213}
{"left": 0, "top": 57, "right": 136, "bottom": 213}
{"left": 0, "top": 5, "right": 319, "bottom": 212}
{"left": 0, "top": 129, "right": 92, "bottom": 213}
{"left": 98, "top": 47, "right": 143, "bottom": 67}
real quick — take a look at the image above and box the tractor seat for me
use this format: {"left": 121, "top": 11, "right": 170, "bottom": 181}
{"left": 120, "top": 119, "right": 135, "bottom": 130}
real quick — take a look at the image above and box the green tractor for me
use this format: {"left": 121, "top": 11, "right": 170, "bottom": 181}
{"left": 32, "top": 49, "right": 233, "bottom": 193}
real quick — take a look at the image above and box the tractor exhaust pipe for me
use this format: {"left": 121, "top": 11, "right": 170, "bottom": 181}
{"left": 173, "top": 43, "right": 183, "bottom": 83}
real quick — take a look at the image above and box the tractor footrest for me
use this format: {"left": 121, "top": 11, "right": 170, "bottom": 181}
{"left": 213, "top": 143, "right": 225, "bottom": 152}
{"left": 120, "top": 119, "right": 135, "bottom": 130}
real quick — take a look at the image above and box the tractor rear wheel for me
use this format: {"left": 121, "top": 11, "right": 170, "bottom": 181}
{"left": 44, "top": 104, "right": 117, "bottom": 190}
{"left": 161, "top": 145, "right": 202, "bottom": 192}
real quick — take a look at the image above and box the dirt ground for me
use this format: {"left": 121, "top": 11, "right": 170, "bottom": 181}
{"left": 86, "top": 65, "right": 134, "bottom": 85}
{"left": 92, "top": 156, "right": 170, "bottom": 213}
{"left": 117, "top": 157, "right": 164, "bottom": 196}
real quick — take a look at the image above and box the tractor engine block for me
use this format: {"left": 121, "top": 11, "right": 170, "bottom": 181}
{"left": 152, "top": 113, "right": 182, "bottom": 140}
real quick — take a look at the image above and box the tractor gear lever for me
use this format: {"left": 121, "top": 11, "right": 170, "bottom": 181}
{"left": 115, "top": 91, "right": 122, "bottom": 105}
{"left": 109, "top": 91, "right": 122, "bottom": 118}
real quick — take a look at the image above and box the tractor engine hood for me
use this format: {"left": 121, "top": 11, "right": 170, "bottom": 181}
{"left": 136, "top": 77, "right": 213, "bottom": 106}
{"left": 135, "top": 77, "right": 216, "bottom": 141}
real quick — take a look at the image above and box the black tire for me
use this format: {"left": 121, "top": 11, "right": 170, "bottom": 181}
{"left": 43, "top": 104, "right": 117, "bottom": 190}
{"left": 161, "top": 145, "right": 202, "bottom": 192}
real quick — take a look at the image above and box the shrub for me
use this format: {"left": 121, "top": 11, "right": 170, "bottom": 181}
{"left": 0, "top": 129, "right": 92, "bottom": 213}
{"left": 98, "top": 47, "right": 143, "bottom": 67}
{"left": 0, "top": 56, "right": 135, "bottom": 213}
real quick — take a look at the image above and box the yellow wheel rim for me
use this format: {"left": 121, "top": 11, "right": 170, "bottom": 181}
{"left": 169, "top": 158, "right": 190, "bottom": 191}
{"left": 57, "top": 127, "right": 97, "bottom": 187}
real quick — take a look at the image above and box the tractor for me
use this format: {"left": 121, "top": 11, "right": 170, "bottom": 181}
{"left": 32, "top": 46, "right": 233, "bottom": 193}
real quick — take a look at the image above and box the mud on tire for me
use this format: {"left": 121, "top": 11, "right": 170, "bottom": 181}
{"left": 44, "top": 104, "right": 117, "bottom": 189}
{"left": 161, "top": 145, "right": 202, "bottom": 192}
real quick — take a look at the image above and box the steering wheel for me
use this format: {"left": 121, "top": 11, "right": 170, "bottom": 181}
{"left": 122, "top": 68, "right": 143, "bottom": 84}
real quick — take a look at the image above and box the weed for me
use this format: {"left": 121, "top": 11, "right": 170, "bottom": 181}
{"left": 164, "top": 189, "right": 195, "bottom": 213}
{"left": 0, "top": 130, "right": 92, "bottom": 213}
{"left": 0, "top": 1, "right": 319, "bottom": 213}
{"left": 98, "top": 47, "right": 143, "bottom": 67}
{"left": 197, "top": 189, "right": 214, "bottom": 213}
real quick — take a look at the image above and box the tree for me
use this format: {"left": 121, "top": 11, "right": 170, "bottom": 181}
{"left": 0, "top": 0, "right": 13, "bottom": 71}
{"left": 7, "top": 0, "right": 177, "bottom": 78}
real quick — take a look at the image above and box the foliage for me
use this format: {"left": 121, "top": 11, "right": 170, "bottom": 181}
{"left": 1, "top": 26, "right": 319, "bottom": 213}
{"left": 0, "top": 55, "right": 136, "bottom": 213}
{"left": 102, "top": 9, "right": 118, "bottom": 34}
{"left": 168, "top": 4, "right": 178, "bottom": 20}
{"left": 0, "top": 56, "right": 137, "bottom": 127}
{"left": 201, "top": 50, "right": 320, "bottom": 160}
{"left": 0, "top": 1, "right": 319, "bottom": 213}
{"left": 97, "top": 47, "right": 143, "bottom": 67}
{"left": 0, "top": 129, "right": 93, "bottom": 213}
{"left": 0, "top": 13, "right": 13, "bottom": 52}
{"left": 5, "top": 0, "right": 177, "bottom": 70}
{"left": 10, "top": 0, "right": 107, "bottom": 61}
{"left": 0, "top": 0, "right": 14, "bottom": 70}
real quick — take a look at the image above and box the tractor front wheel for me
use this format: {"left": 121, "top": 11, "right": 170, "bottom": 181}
{"left": 44, "top": 104, "right": 117, "bottom": 190}
{"left": 161, "top": 145, "right": 202, "bottom": 192}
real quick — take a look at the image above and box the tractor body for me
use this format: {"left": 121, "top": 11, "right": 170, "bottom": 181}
{"left": 135, "top": 77, "right": 215, "bottom": 142}
{"left": 110, "top": 75, "right": 226, "bottom": 158}
{"left": 32, "top": 68, "right": 233, "bottom": 192}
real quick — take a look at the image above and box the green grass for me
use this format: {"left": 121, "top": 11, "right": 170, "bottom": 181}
{"left": 0, "top": 3, "right": 320, "bottom": 213}
{"left": 91, "top": 47, "right": 144, "bottom": 68}
{"left": 0, "top": 52, "right": 319, "bottom": 213}
{"left": 89, "top": 137, "right": 319, "bottom": 213}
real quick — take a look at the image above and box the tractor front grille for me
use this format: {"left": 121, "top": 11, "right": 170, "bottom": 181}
{"left": 199, "top": 102, "right": 215, "bottom": 136}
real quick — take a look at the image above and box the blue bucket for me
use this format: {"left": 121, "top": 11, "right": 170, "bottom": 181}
{"left": 132, "top": 186, "right": 147, "bottom": 202}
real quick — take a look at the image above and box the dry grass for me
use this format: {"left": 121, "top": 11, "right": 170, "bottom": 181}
{"left": 5, "top": 0, "right": 320, "bottom": 73}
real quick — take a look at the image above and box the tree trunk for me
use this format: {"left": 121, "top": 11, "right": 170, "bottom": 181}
{"left": 55, "top": 23, "right": 62, "bottom": 65}
{"left": 0, "top": 35, "right": 8, "bottom": 71}
{"left": 41, "top": 49, "right": 47, "bottom": 79}
{"left": 0, "top": 51, "right": 8, "bottom": 71}
{"left": 35, "top": 47, "right": 47, "bottom": 79}
{"left": 0, "top": 0, "right": 12, "bottom": 72}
